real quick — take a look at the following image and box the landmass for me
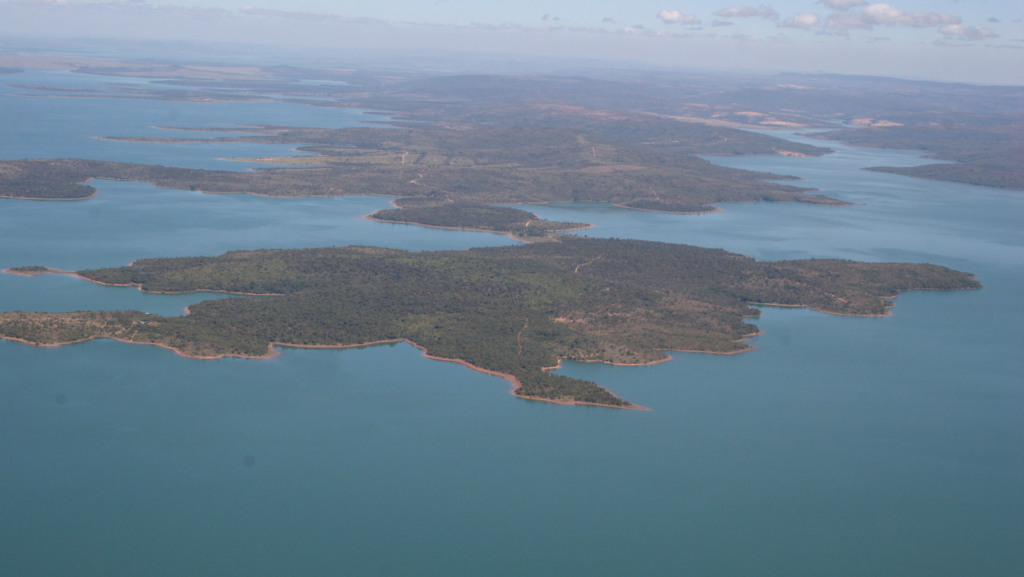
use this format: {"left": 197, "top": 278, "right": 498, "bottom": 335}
{"left": 0, "top": 121, "right": 842, "bottom": 225}
{"left": 3, "top": 265, "right": 54, "bottom": 276}
{"left": 0, "top": 55, "right": 1002, "bottom": 408}
{"left": 4, "top": 57, "right": 1019, "bottom": 213}
{"left": 0, "top": 238, "right": 980, "bottom": 408}
{"left": 815, "top": 120, "right": 1024, "bottom": 190}
{"left": 1, "top": 53, "right": 851, "bottom": 226}
{"left": 367, "top": 202, "right": 589, "bottom": 240}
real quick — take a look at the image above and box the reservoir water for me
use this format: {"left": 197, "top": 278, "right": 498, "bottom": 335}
{"left": 1, "top": 70, "right": 1022, "bottom": 576}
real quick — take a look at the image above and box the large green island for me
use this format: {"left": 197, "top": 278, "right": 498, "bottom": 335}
{"left": 0, "top": 59, "right": 1001, "bottom": 408}
{"left": 0, "top": 238, "right": 979, "bottom": 408}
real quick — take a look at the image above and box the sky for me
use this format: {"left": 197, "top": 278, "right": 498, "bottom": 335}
{"left": 2, "top": 0, "right": 1022, "bottom": 84}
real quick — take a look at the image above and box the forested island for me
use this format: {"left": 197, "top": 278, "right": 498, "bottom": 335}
{"left": 0, "top": 238, "right": 979, "bottom": 407}
{"left": 368, "top": 203, "right": 589, "bottom": 239}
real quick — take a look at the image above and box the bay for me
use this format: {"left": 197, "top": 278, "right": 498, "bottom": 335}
{"left": 1, "top": 71, "right": 1021, "bottom": 576}
{"left": 1, "top": 69, "right": 376, "bottom": 170}
{"left": 0, "top": 181, "right": 517, "bottom": 314}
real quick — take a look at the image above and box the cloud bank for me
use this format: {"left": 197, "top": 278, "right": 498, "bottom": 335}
{"left": 714, "top": 5, "right": 778, "bottom": 20}
{"left": 817, "top": 0, "right": 866, "bottom": 10}
{"left": 656, "top": 9, "right": 698, "bottom": 25}
{"left": 781, "top": 13, "right": 821, "bottom": 30}
{"left": 939, "top": 24, "right": 997, "bottom": 41}
{"left": 759, "top": 2, "right": 1003, "bottom": 42}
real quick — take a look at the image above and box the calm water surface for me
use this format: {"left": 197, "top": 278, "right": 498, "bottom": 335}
{"left": 1, "top": 70, "right": 376, "bottom": 170}
{"left": 1, "top": 72, "right": 1021, "bottom": 576}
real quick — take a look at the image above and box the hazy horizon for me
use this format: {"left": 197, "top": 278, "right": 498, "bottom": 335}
{"left": 1, "top": 0, "right": 1022, "bottom": 85}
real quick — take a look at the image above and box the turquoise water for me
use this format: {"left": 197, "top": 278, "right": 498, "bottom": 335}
{"left": 1, "top": 71, "right": 1022, "bottom": 576}
{"left": 0, "top": 181, "right": 516, "bottom": 314}
{"left": 1, "top": 70, "right": 375, "bottom": 170}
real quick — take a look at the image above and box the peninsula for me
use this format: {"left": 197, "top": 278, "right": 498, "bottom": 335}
{"left": 0, "top": 120, "right": 841, "bottom": 235}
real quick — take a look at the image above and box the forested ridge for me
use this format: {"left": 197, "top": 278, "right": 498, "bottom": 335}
{"left": 0, "top": 68, "right": 843, "bottom": 228}
{"left": 0, "top": 123, "right": 841, "bottom": 219}
{"left": 0, "top": 238, "right": 979, "bottom": 407}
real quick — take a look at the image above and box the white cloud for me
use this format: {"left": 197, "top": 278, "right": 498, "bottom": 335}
{"left": 657, "top": 9, "right": 698, "bottom": 24}
{"left": 1, "top": 0, "right": 72, "bottom": 4}
{"left": 818, "top": 0, "right": 866, "bottom": 10}
{"left": 903, "top": 12, "right": 960, "bottom": 28}
{"left": 237, "top": 7, "right": 386, "bottom": 25}
{"left": 822, "top": 4, "right": 967, "bottom": 34}
{"left": 623, "top": 24, "right": 654, "bottom": 35}
{"left": 714, "top": 5, "right": 778, "bottom": 20}
{"left": 861, "top": 3, "right": 904, "bottom": 25}
{"left": 861, "top": 4, "right": 960, "bottom": 28}
{"left": 939, "top": 24, "right": 997, "bottom": 41}
{"left": 781, "top": 13, "right": 820, "bottom": 30}
{"left": 712, "top": 20, "right": 735, "bottom": 27}
{"left": 824, "top": 12, "right": 872, "bottom": 31}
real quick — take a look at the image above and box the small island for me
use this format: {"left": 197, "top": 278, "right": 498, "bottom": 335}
{"left": 0, "top": 237, "right": 979, "bottom": 408}
{"left": 3, "top": 265, "right": 56, "bottom": 276}
{"left": 368, "top": 202, "right": 589, "bottom": 240}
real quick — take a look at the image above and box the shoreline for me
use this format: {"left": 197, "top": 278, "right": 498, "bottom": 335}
{"left": 0, "top": 186, "right": 98, "bottom": 201}
{"left": 2, "top": 268, "right": 48, "bottom": 277}
{"left": 545, "top": 329, "right": 764, "bottom": 374}
{"left": 749, "top": 300, "right": 898, "bottom": 318}
{"left": 4, "top": 266, "right": 81, "bottom": 278}
{"left": 4, "top": 265, "right": 973, "bottom": 411}
{"left": 0, "top": 332, "right": 646, "bottom": 410}
{"left": 2, "top": 267, "right": 283, "bottom": 297}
